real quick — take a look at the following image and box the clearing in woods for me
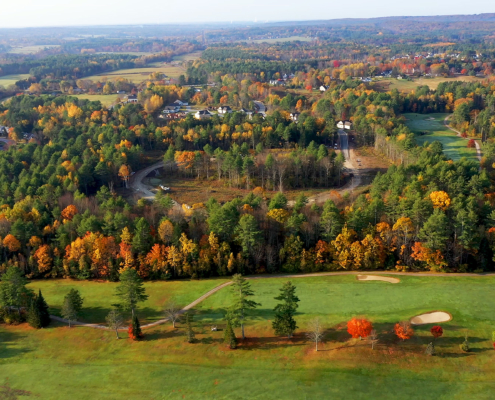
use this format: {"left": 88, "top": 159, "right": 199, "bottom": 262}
{"left": 375, "top": 76, "right": 484, "bottom": 92}
{"left": 0, "top": 74, "right": 31, "bottom": 87}
{"left": 84, "top": 63, "right": 184, "bottom": 83}
{"left": 404, "top": 113, "right": 478, "bottom": 162}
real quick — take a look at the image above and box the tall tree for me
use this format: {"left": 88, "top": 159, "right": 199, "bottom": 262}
{"left": 224, "top": 318, "right": 237, "bottom": 349}
{"left": 62, "top": 289, "right": 83, "bottom": 328}
{"left": 0, "top": 266, "right": 31, "bottom": 316}
{"left": 272, "top": 281, "right": 300, "bottom": 338}
{"left": 106, "top": 309, "right": 124, "bottom": 339}
{"left": 115, "top": 268, "right": 149, "bottom": 318}
{"left": 164, "top": 300, "right": 182, "bottom": 328}
{"left": 306, "top": 318, "right": 324, "bottom": 351}
{"left": 185, "top": 312, "right": 195, "bottom": 343}
{"left": 228, "top": 274, "right": 260, "bottom": 340}
{"left": 235, "top": 214, "right": 262, "bottom": 256}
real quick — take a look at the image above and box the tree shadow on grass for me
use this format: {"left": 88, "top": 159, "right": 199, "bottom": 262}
{"left": 238, "top": 334, "right": 307, "bottom": 351}
{"left": 0, "top": 329, "right": 31, "bottom": 360}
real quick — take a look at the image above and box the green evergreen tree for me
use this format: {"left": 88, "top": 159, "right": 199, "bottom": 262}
{"left": 185, "top": 313, "right": 195, "bottom": 343}
{"left": 272, "top": 281, "right": 300, "bottom": 338}
{"left": 115, "top": 268, "right": 148, "bottom": 318}
{"left": 37, "top": 290, "right": 50, "bottom": 327}
{"left": 223, "top": 319, "right": 237, "bottom": 349}
{"left": 228, "top": 274, "right": 260, "bottom": 339}
{"left": 129, "top": 315, "right": 143, "bottom": 340}
{"left": 27, "top": 298, "right": 41, "bottom": 329}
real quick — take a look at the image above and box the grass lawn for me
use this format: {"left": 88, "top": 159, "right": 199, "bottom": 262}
{"left": 404, "top": 113, "right": 478, "bottom": 162}
{"left": 2, "top": 274, "right": 495, "bottom": 399}
{"left": 0, "top": 74, "right": 31, "bottom": 88}
{"left": 72, "top": 94, "right": 122, "bottom": 107}
{"left": 85, "top": 64, "right": 184, "bottom": 83}
{"left": 26, "top": 278, "right": 228, "bottom": 324}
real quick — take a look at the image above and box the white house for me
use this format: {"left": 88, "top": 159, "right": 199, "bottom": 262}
{"left": 320, "top": 85, "right": 329, "bottom": 92}
{"left": 217, "top": 105, "right": 232, "bottom": 114}
{"left": 172, "top": 100, "right": 188, "bottom": 106}
{"left": 126, "top": 95, "right": 138, "bottom": 104}
{"left": 195, "top": 109, "right": 212, "bottom": 120}
{"left": 163, "top": 105, "right": 180, "bottom": 114}
{"left": 337, "top": 120, "right": 352, "bottom": 130}
{"left": 289, "top": 112, "right": 300, "bottom": 122}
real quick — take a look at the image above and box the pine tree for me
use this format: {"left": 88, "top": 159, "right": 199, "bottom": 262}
{"left": 228, "top": 274, "right": 260, "bottom": 340}
{"left": 27, "top": 298, "right": 41, "bottom": 329}
{"left": 272, "top": 281, "right": 300, "bottom": 338}
{"left": 185, "top": 313, "right": 195, "bottom": 343}
{"left": 37, "top": 290, "right": 50, "bottom": 327}
{"left": 425, "top": 342, "right": 436, "bottom": 356}
{"left": 128, "top": 315, "right": 143, "bottom": 340}
{"left": 224, "top": 319, "right": 237, "bottom": 349}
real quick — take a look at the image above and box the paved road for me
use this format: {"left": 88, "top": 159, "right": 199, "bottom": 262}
{"left": 254, "top": 100, "right": 266, "bottom": 116}
{"left": 49, "top": 270, "right": 495, "bottom": 330}
{"left": 338, "top": 129, "right": 350, "bottom": 159}
{"left": 129, "top": 161, "right": 164, "bottom": 199}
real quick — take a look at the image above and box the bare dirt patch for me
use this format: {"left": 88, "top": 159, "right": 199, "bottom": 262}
{"left": 356, "top": 275, "right": 400, "bottom": 284}
{"left": 410, "top": 311, "right": 452, "bottom": 325}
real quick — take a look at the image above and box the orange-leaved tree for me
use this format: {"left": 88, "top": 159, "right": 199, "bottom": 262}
{"left": 61, "top": 204, "right": 78, "bottom": 222}
{"left": 394, "top": 321, "right": 414, "bottom": 341}
{"left": 347, "top": 317, "right": 373, "bottom": 339}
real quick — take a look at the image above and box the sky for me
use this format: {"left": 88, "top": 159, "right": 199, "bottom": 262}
{"left": 1, "top": 0, "right": 494, "bottom": 28}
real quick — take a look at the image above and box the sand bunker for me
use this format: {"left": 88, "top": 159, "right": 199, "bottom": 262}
{"left": 410, "top": 311, "right": 452, "bottom": 325}
{"left": 356, "top": 275, "right": 400, "bottom": 284}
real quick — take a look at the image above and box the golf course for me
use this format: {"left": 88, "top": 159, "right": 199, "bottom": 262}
{"left": 1, "top": 274, "right": 495, "bottom": 399}
{"left": 404, "top": 113, "right": 478, "bottom": 162}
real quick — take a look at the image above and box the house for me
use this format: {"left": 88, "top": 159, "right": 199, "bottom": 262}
{"left": 195, "top": 109, "right": 212, "bottom": 120}
{"left": 319, "top": 85, "right": 329, "bottom": 92}
{"left": 116, "top": 90, "right": 126, "bottom": 94}
{"left": 172, "top": 100, "right": 188, "bottom": 106}
{"left": 289, "top": 112, "right": 300, "bottom": 122}
{"left": 217, "top": 105, "right": 232, "bottom": 114}
{"left": 163, "top": 105, "right": 180, "bottom": 114}
{"left": 0, "top": 126, "right": 9, "bottom": 136}
{"left": 240, "top": 108, "right": 254, "bottom": 119}
{"left": 126, "top": 95, "right": 138, "bottom": 104}
{"left": 337, "top": 120, "right": 352, "bottom": 130}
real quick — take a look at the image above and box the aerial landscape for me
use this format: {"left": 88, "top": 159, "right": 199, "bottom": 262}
{"left": 1, "top": 1, "right": 495, "bottom": 399}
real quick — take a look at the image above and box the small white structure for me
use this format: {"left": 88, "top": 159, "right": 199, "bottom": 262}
{"left": 289, "top": 112, "right": 300, "bottom": 122}
{"left": 217, "top": 105, "right": 232, "bottom": 114}
{"left": 195, "top": 109, "right": 212, "bottom": 120}
{"left": 172, "top": 100, "right": 188, "bottom": 106}
{"left": 126, "top": 95, "right": 138, "bottom": 104}
{"left": 337, "top": 120, "right": 352, "bottom": 130}
{"left": 163, "top": 105, "right": 180, "bottom": 114}
{"left": 319, "top": 85, "right": 329, "bottom": 92}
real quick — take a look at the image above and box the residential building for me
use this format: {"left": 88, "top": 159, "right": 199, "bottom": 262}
{"left": 195, "top": 110, "right": 212, "bottom": 120}
{"left": 217, "top": 105, "right": 232, "bottom": 114}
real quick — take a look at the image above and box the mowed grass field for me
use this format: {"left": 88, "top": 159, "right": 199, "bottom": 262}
{"left": 85, "top": 63, "right": 184, "bottom": 83}
{"left": 172, "top": 51, "right": 203, "bottom": 62}
{"left": 72, "top": 94, "right": 122, "bottom": 107}
{"left": 0, "top": 73, "right": 31, "bottom": 88}
{"left": 404, "top": 113, "right": 478, "bottom": 162}
{"left": 7, "top": 45, "right": 60, "bottom": 54}
{"left": 2, "top": 274, "right": 495, "bottom": 399}
{"left": 377, "top": 76, "right": 484, "bottom": 92}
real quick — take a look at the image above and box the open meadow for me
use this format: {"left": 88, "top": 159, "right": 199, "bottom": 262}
{"left": 1, "top": 274, "right": 495, "bottom": 399}
{"left": 375, "top": 76, "right": 485, "bottom": 92}
{"left": 72, "top": 94, "right": 122, "bottom": 107}
{"left": 404, "top": 113, "right": 478, "bottom": 162}
{"left": 7, "top": 45, "right": 60, "bottom": 54}
{"left": 0, "top": 74, "right": 31, "bottom": 88}
{"left": 84, "top": 63, "right": 184, "bottom": 83}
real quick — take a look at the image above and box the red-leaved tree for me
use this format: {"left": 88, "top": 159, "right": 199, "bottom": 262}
{"left": 467, "top": 139, "right": 476, "bottom": 148}
{"left": 394, "top": 321, "right": 414, "bottom": 341}
{"left": 347, "top": 317, "right": 373, "bottom": 339}
{"left": 431, "top": 325, "right": 443, "bottom": 339}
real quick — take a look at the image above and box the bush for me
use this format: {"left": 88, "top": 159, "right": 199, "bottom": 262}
{"left": 2, "top": 309, "right": 24, "bottom": 325}
{"left": 460, "top": 340, "right": 470, "bottom": 352}
{"left": 467, "top": 139, "right": 476, "bottom": 148}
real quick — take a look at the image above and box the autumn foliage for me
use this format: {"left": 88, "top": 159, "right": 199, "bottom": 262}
{"left": 431, "top": 325, "right": 443, "bottom": 338}
{"left": 347, "top": 317, "right": 373, "bottom": 339}
{"left": 394, "top": 321, "right": 414, "bottom": 340}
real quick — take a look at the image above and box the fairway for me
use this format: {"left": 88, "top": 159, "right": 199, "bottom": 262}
{"left": 2, "top": 274, "right": 495, "bottom": 399}
{"left": 404, "top": 113, "right": 478, "bottom": 162}
{"left": 0, "top": 74, "right": 31, "bottom": 88}
{"left": 85, "top": 64, "right": 184, "bottom": 83}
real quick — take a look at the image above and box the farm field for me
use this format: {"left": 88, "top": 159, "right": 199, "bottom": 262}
{"left": 376, "top": 76, "right": 484, "bottom": 92}
{"left": 249, "top": 36, "right": 313, "bottom": 43}
{"left": 1, "top": 274, "right": 495, "bottom": 399}
{"left": 0, "top": 74, "right": 31, "bottom": 88}
{"left": 96, "top": 51, "right": 155, "bottom": 56}
{"left": 404, "top": 113, "right": 478, "bottom": 162}
{"left": 72, "top": 94, "right": 122, "bottom": 106}
{"left": 7, "top": 45, "right": 60, "bottom": 54}
{"left": 84, "top": 64, "right": 184, "bottom": 83}
{"left": 172, "top": 51, "right": 203, "bottom": 62}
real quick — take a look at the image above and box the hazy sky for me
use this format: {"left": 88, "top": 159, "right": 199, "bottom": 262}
{"left": 1, "top": 0, "right": 494, "bottom": 28}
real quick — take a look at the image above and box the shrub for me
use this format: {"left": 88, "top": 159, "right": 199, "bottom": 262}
{"left": 128, "top": 315, "right": 143, "bottom": 340}
{"left": 425, "top": 342, "right": 436, "bottom": 356}
{"left": 467, "top": 139, "right": 476, "bottom": 148}
{"left": 431, "top": 325, "right": 443, "bottom": 339}
{"left": 394, "top": 321, "right": 414, "bottom": 341}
